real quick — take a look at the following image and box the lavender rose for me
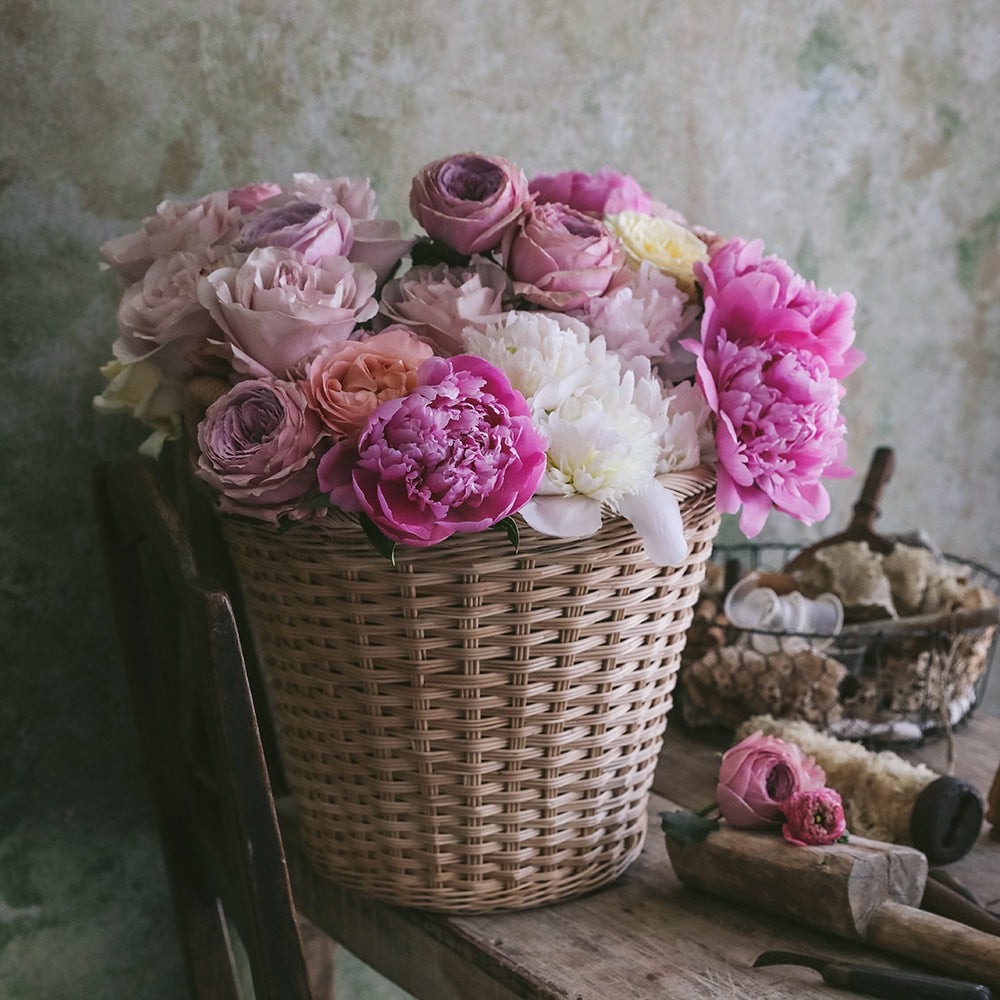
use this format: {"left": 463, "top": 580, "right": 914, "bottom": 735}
{"left": 410, "top": 152, "right": 531, "bottom": 255}
{"left": 317, "top": 355, "right": 548, "bottom": 546}
{"left": 375, "top": 258, "right": 510, "bottom": 355}
{"left": 197, "top": 246, "right": 377, "bottom": 378}
{"left": 502, "top": 202, "right": 625, "bottom": 310}
{"left": 717, "top": 732, "right": 826, "bottom": 829}
{"left": 196, "top": 377, "right": 325, "bottom": 523}
{"left": 234, "top": 200, "right": 355, "bottom": 264}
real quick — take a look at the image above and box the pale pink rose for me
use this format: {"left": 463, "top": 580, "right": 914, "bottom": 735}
{"left": 235, "top": 201, "right": 355, "bottom": 263}
{"left": 502, "top": 202, "right": 624, "bottom": 310}
{"left": 683, "top": 241, "right": 857, "bottom": 536}
{"left": 228, "top": 182, "right": 283, "bottom": 213}
{"left": 782, "top": 787, "right": 847, "bottom": 846}
{"left": 410, "top": 152, "right": 531, "bottom": 255}
{"left": 375, "top": 258, "right": 510, "bottom": 355}
{"left": 101, "top": 190, "right": 242, "bottom": 282}
{"left": 113, "top": 250, "right": 220, "bottom": 376}
{"left": 303, "top": 326, "right": 433, "bottom": 438}
{"left": 317, "top": 355, "right": 548, "bottom": 547}
{"left": 197, "top": 247, "right": 378, "bottom": 378}
{"left": 196, "top": 377, "right": 326, "bottom": 524}
{"left": 717, "top": 732, "right": 826, "bottom": 829}
{"left": 529, "top": 167, "right": 656, "bottom": 217}
{"left": 347, "top": 218, "right": 414, "bottom": 286}
{"left": 286, "top": 171, "right": 379, "bottom": 220}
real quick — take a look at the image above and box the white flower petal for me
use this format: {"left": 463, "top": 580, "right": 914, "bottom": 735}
{"left": 616, "top": 480, "right": 688, "bottom": 566}
{"left": 519, "top": 494, "right": 604, "bottom": 538}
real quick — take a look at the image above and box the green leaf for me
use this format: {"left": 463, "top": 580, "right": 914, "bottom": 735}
{"left": 492, "top": 516, "right": 520, "bottom": 552}
{"left": 359, "top": 513, "right": 397, "bottom": 565}
{"left": 660, "top": 809, "right": 720, "bottom": 845}
{"left": 298, "top": 493, "right": 334, "bottom": 510}
{"left": 409, "top": 238, "right": 473, "bottom": 269}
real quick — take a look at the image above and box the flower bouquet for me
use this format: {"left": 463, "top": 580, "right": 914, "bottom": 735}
{"left": 96, "top": 152, "right": 862, "bottom": 911}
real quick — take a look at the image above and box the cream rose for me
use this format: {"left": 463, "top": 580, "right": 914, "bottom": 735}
{"left": 604, "top": 210, "right": 709, "bottom": 301}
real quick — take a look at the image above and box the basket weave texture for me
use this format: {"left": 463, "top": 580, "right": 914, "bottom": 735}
{"left": 222, "top": 466, "right": 718, "bottom": 912}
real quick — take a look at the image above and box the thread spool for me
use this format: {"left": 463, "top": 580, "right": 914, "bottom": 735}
{"left": 735, "top": 715, "right": 983, "bottom": 864}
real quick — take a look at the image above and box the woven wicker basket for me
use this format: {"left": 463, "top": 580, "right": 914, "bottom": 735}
{"left": 221, "top": 466, "right": 718, "bottom": 912}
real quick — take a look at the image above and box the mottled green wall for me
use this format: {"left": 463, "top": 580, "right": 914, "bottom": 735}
{"left": 2, "top": 2, "right": 998, "bottom": 996}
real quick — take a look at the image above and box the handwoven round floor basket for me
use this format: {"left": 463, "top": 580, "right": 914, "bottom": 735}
{"left": 221, "top": 466, "right": 718, "bottom": 912}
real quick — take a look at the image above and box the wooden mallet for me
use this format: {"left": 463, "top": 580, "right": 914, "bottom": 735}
{"left": 664, "top": 824, "right": 1000, "bottom": 988}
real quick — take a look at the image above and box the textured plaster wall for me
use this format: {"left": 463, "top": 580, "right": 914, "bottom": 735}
{"left": 1, "top": 2, "right": 998, "bottom": 997}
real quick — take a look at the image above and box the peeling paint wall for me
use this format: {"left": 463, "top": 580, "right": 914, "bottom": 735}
{"left": 1, "top": 2, "right": 998, "bottom": 995}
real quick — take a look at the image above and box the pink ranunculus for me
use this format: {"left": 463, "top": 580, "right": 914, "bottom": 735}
{"left": 317, "top": 355, "right": 548, "bottom": 547}
{"left": 502, "top": 202, "right": 625, "bottom": 310}
{"left": 100, "top": 190, "right": 243, "bottom": 283}
{"left": 697, "top": 238, "right": 865, "bottom": 379}
{"left": 234, "top": 200, "right": 355, "bottom": 263}
{"left": 682, "top": 255, "right": 856, "bottom": 537}
{"left": 196, "top": 377, "right": 326, "bottom": 523}
{"left": 782, "top": 787, "right": 847, "bottom": 846}
{"left": 113, "top": 250, "right": 220, "bottom": 376}
{"left": 303, "top": 326, "right": 433, "bottom": 439}
{"left": 410, "top": 152, "right": 531, "bottom": 255}
{"left": 529, "top": 167, "right": 656, "bottom": 217}
{"left": 197, "top": 247, "right": 378, "bottom": 378}
{"left": 717, "top": 732, "right": 826, "bottom": 829}
{"left": 228, "top": 182, "right": 283, "bottom": 213}
{"left": 375, "top": 258, "right": 510, "bottom": 355}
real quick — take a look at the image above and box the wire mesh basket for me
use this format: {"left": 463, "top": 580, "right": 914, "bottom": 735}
{"left": 679, "top": 541, "right": 1000, "bottom": 745}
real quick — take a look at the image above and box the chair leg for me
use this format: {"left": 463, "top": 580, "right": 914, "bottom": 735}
{"left": 297, "top": 913, "right": 337, "bottom": 1000}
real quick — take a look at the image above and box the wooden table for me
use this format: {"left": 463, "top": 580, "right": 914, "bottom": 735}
{"left": 283, "top": 713, "right": 1000, "bottom": 999}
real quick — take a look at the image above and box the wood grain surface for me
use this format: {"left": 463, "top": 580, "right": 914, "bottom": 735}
{"left": 284, "top": 713, "right": 1000, "bottom": 999}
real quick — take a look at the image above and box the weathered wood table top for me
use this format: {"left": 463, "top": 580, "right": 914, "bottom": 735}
{"left": 284, "top": 712, "right": 1000, "bottom": 999}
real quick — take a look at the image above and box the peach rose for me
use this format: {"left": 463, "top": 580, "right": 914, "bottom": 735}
{"left": 303, "top": 326, "right": 433, "bottom": 439}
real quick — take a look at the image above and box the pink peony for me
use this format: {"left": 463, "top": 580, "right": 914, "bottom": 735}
{"left": 529, "top": 167, "right": 655, "bottom": 217}
{"left": 502, "top": 202, "right": 625, "bottom": 310}
{"left": 375, "top": 259, "right": 510, "bottom": 355}
{"left": 782, "top": 787, "right": 847, "bottom": 846}
{"left": 717, "top": 732, "right": 826, "bottom": 829}
{"left": 683, "top": 241, "right": 857, "bottom": 537}
{"left": 197, "top": 247, "right": 377, "bottom": 378}
{"left": 303, "top": 326, "right": 433, "bottom": 439}
{"left": 101, "top": 190, "right": 242, "bottom": 283}
{"left": 196, "top": 377, "right": 326, "bottom": 523}
{"left": 410, "top": 152, "right": 531, "bottom": 255}
{"left": 317, "top": 355, "right": 548, "bottom": 546}
{"left": 698, "top": 239, "right": 864, "bottom": 379}
{"left": 235, "top": 200, "right": 355, "bottom": 264}
{"left": 569, "top": 260, "right": 696, "bottom": 367}
{"left": 113, "top": 250, "right": 220, "bottom": 376}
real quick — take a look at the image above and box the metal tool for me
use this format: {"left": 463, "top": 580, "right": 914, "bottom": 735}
{"left": 753, "top": 950, "right": 992, "bottom": 1000}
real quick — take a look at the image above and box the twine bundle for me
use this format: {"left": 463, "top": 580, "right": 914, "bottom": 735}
{"left": 222, "top": 468, "right": 717, "bottom": 912}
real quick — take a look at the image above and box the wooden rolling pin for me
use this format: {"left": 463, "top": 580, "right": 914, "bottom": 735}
{"left": 664, "top": 824, "right": 1000, "bottom": 988}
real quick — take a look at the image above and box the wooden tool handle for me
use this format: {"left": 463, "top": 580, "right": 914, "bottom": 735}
{"left": 849, "top": 446, "right": 895, "bottom": 532}
{"left": 867, "top": 900, "right": 1000, "bottom": 989}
